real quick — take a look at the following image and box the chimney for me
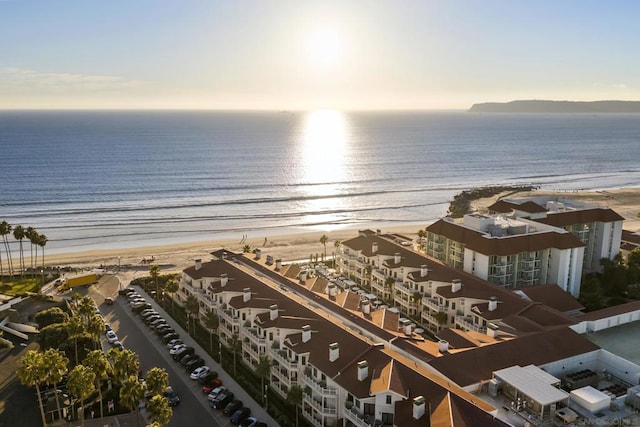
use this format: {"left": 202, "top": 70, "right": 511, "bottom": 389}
{"left": 488, "top": 296, "right": 498, "bottom": 312}
{"left": 487, "top": 323, "right": 499, "bottom": 338}
{"left": 401, "top": 318, "right": 412, "bottom": 335}
{"left": 420, "top": 264, "right": 428, "bottom": 277}
{"left": 394, "top": 253, "right": 401, "bottom": 264}
{"left": 413, "top": 396, "right": 426, "bottom": 420}
{"left": 372, "top": 242, "right": 378, "bottom": 254}
{"left": 302, "top": 324, "right": 311, "bottom": 343}
{"left": 222, "top": 251, "right": 227, "bottom": 259}
{"left": 438, "top": 340, "right": 449, "bottom": 353}
{"left": 452, "top": 279, "right": 462, "bottom": 293}
{"left": 255, "top": 249, "right": 261, "bottom": 260}
{"left": 329, "top": 342, "right": 339, "bottom": 362}
{"left": 376, "top": 229, "right": 381, "bottom": 235}
{"left": 299, "top": 270, "right": 307, "bottom": 282}
{"left": 361, "top": 299, "right": 371, "bottom": 315}
{"left": 275, "top": 259, "right": 282, "bottom": 270}
{"left": 269, "top": 304, "right": 279, "bottom": 320}
{"left": 327, "top": 283, "right": 337, "bottom": 297}
{"left": 243, "top": 288, "right": 251, "bottom": 302}
{"left": 220, "top": 273, "right": 228, "bottom": 287}
{"left": 195, "top": 259, "right": 202, "bottom": 270}
{"left": 357, "top": 360, "right": 368, "bottom": 381}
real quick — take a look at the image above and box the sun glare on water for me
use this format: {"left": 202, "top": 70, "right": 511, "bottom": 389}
{"left": 308, "top": 29, "right": 344, "bottom": 68}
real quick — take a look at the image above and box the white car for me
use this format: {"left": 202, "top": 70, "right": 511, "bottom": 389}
{"left": 169, "top": 344, "right": 186, "bottom": 355}
{"left": 106, "top": 330, "right": 118, "bottom": 343}
{"left": 190, "top": 366, "right": 210, "bottom": 380}
{"left": 129, "top": 298, "right": 146, "bottom": 307}
{"left": 207, "top": 386, "right": 226, "bottom": 401}
{"left": 166, "top": 339, "right": 182, "bottom": 349}
{"left": 127, "top": 293, "right": 142, "bottom": 301}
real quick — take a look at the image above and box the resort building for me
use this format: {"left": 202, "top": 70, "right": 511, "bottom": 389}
{"left": 177, "top": 251, "right": 508, "bottom": 427}
{"left": 489, "top": 198, "right": 624, "bottom": 274}
{"left": 425, "top": 214, "right": 585, "bottom": 296}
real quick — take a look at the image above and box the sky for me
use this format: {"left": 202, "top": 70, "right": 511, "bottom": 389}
{"left": 1, "top": 0, "right": 639, "bottom": 110}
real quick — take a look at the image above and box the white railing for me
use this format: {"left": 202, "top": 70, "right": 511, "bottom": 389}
{"left": 270, "top": 348, "right": 299, "bottom": 371}
{"left": 301, "top": 372, "right": 338, "bottom": 396}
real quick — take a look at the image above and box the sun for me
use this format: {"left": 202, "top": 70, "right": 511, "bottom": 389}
{"left": 308, "top": 29, "right": 344, "bottom": 68}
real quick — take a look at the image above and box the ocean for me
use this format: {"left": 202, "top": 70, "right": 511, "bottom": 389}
{"left": 1, "top": 110, "right": 639, "bottom": 255}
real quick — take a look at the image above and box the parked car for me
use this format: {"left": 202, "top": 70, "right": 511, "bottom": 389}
{"left": 223, "top": 399, "right": 243, "bottom": 416}
{"left": 140, "top": 309, "right": 156, "bottom": 318}
{"left": 198, "top": 371, "right": 218, "bottom": 384}
{"left": 184, "top": 357, "right": 205, "bottom": 371}
{"left": 207, "top": 386, "right": 226, "bottom": 401}
{"left": 166, "top": 339, "right": 182, "bottom": 349}
{"left": 190, "top": 366, "right": 210, "bottom": 380}
{"left": 211, "top": 391, "right": 235, "bottom": 409}
{"left": 147, "top": 316, "right": 164, "bottom": 326}
{"left": 201, "top": 378, "right": 223, "bottom": 394}
{"left": 112, "top": 340, "right": 124, "bottom": 351}
{"left": 163, "top": 386, "right": 180, "bottom": 406}
{"left": 105, "top": 323, "right": 112, "bottom": 333}
{"left": 119, "top": 288, "right": 135, "bottom": 296}
{"left": 127, "top": 292, "right": 142, "bottom": 300}
{"left": 155, "top": 326, "right": 174, "bottom": 336}
{"left": 230, "top": 407, "right": 251, "bottom": 424}
{"left": 180, "top": 353, "right": 199, "bottom": 366}
{"left": 170, "top": 344, "right": 187, "bottom": 355}
{"left": 106, "top": 330, "right": 118, "bottom": 343}
{"left": 239, "top": 417, "right": 259, "bottom": 427}
{"left": 173, "top": 346, "right": 194, "bottom": 360}
{"left": 132, "top": 303, "right": 152, "bottom": 313}
{"left": 162, "top": 332, "right": 180, "bottom": 344}
{"left": 104, "top": 297, "right": 114, "bottom": 305}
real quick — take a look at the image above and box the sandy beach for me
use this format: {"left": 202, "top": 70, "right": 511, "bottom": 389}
{"left": 36, "top": 188, "right": 640, "bottom": 274}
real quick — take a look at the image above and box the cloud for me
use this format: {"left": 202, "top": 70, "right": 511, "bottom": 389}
{"left": 0, "top": 67, "right": 147, "bottom": 93}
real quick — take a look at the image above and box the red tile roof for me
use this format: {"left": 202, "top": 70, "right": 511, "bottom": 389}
{"left": 427, "top": 219, "right": 585, "bottom": 255}
{"left": 514, "top": 284, "right": 584, "bottom": 313}
{"left": 536, "top": 207, "right": 624, "bottom": 227}
{"left": 576, "top": 300, "right": 640, "bottom": 321}
{"left": 488, "top": 199, "right": 547, "bottom": 214}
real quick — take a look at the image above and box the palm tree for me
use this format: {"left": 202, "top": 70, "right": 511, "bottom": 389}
{"left": 147, "top": 394, "right": 173, "bottom": 425}
{"left": 13, "top": 225, "right": 25, "bottom": 276}
{"left": 25, "top": 226, "right": 36, "bottom": 269}
{"left": 67, "top": 365, "right": 96, "bottom": 426}
{"left": 230, "top": 333, "right": 241, "bottom": 376}
{"left": 287, "top": 384, "right": 304, "bottom": 427}
{"left": 68, "top": 316, "right": 85, "bottom": 365}
{"left": 417, "top": 229, "right": 427, "bottom": 251}
{"left": 108, "top": 348, "right": 140, "bottom": 385}
{"left": 86, "top": 314, "right": 105, "bottom": 350}
{"left": 0, "top": 221, "right": 14, "bottom": 278}
{"left": 28, "top": 227, "right": 40, "bottom": 270}
{"left": 164, "top": 278, "right": 179, "bottom": 314}
{"left": 242, "top": 244, "right": 251, "bottom": 253}
{"left": 42, "top": 348, "right": 69, "bottom": 426}
{"left": 149, "top": 264, "right": 160, "bottom": 301}
{"left": 145, "top": 367, "right": 169, "bottom": 397}
{"left": 202, "top": 309, "right": 219, "bottom": 354}
{"left": 38, "top": 233, "right": 48, "bottom": 270}
{"left": 184, "top": 294, "right": 199, "bottom": 335}
{"left": 77, "top": 296, "right": 96, "bottom": 323}
{"left": 17, "top": 350, "right": 48, "bottom": 426}
{"left": 319, "top": 234, "right": 329, "bottom": 261}
{"left": 333, "top": 240, "right": 341, "bottom": 267}
{"left": 119, "top": 375, "right": 145, "bottom": 427}
{"left": 256, "top": 356, "right": 271, "bottom": 407}
{"left": 83, "top": 350, "right": 110, "bottom": 419}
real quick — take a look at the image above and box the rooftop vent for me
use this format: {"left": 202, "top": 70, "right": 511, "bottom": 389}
{"left": 452, "top": 279, "right": 462, "bottom": 293}
{"left": 220, "top": 273, "right": 228, "bottom": 287}
{"left": 394, "top": 253, "right": 401, "bottom": 264}
{"left": 420, "top": 265, "right": 428, "bottom": 278}
{"left": 269, "top": 304, "right": 279, "bottom": 320}
{"left": 361, "top": 299, "right": 371, "bottom": 315}
{"left": 489, "top": 296, "right": 498, "bottom": 312}
{"left": 243, "top": 288, "right": 251, "bottom": 302}
{"left": 438, "top": 340, "right": 449, "bottom": 353}
{"left": 372, "top": 242, "right": 378, "bottom": 254}
{"left": 413, "top": 396, "right": 426, "bottom": 420}
{"left": 302, "top": 324, "right": 311, "bottom": 343}
{"left": 329, "top": 342, "right": 339, "bottom": 362}
{"left": 195, "top": 259, "right": 202, "bottom": 270}
{"left": 357, "top": 360, "right": 368, "bottom": 381}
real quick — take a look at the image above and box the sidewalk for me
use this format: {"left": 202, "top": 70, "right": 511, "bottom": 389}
{"left": 125, "top": 282, "right": 277, "bottom": 426}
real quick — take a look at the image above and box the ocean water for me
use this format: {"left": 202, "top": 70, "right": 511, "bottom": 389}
{"left": 1, "top": 110, "right": 639, "bottom": 254}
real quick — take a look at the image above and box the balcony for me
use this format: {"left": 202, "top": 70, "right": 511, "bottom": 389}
{"left": 304, "top": 394, "right": 337, "bottom": 415}
{"left": 243, "top": 341, "right": 262, "bottom": 361}
{"left": 343, "top": 405, "right": 377, "bottom": 427}
{"left": 455, "top": 315, "right": 485, "bottom": 333}
{"left": 270, "top": 348, "right": 299, "bottom": 371}
{"left": 301, "top": 372, "right": 338, "bottom": 397}
{"left": 272, "top": 365, "right": 295, "bottom": 386}
{"left": 423, "top": 297, "right": 445, "bottom": 313}
{"left": 219, "top": 308, "right": 240, "bottom": 326}
{"left": 243, "top": 326, "right": 266, "bottom": 347}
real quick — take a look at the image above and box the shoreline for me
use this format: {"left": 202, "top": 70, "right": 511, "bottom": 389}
{"left": 8, "top": 187, "right": 640, "bottom": 274}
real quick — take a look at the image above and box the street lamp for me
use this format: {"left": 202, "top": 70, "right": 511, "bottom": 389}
{"left": 218, "top": 341, "right": 222, "bottom": 365}
{"left": 41, "top": 269, "right": 44, "bottom": 287}
{"left": 264, "top": 384, "right": 268, "bottom": 411}
{"left": 118, "top": 256, "right": 121, "bottom": 271}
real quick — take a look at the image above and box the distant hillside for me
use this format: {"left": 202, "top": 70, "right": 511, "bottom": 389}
{"left": 469, "top": 100, "right": 640, "bottom": 113}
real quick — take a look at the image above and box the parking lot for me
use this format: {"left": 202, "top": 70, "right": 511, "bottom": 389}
{"left": 98, "top": 278, "right": 275, "bottom": 426}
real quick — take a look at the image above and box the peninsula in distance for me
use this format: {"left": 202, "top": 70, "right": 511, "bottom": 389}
{"left": 469, "top": 99, "right": 640, "bottom": 113}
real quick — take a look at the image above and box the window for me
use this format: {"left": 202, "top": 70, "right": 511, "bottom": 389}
{"left": 364, "top": 403, "right": 375, "bottom": 415}
{"left": 386, "top": 395, "right": 392, "bottom": 404}
{"left": 381, "top": 413, "right": 394, "bottom": 425}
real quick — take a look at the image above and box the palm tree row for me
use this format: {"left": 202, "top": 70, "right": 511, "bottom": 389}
{"left": 0, "top": 220, "right": 48, "bottom": 280}
{"left": 19, "top": 343, "right": 172, "bottom": 425}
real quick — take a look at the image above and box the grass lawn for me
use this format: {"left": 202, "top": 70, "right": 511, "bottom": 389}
{"left": 0, "top": 277, "right": 41, "bottom": 295}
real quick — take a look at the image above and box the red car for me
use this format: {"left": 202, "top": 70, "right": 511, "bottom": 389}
{"left": 202, "top": 378, "right": 223, "bottom": 394}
